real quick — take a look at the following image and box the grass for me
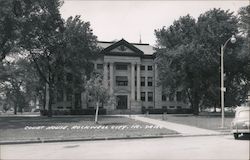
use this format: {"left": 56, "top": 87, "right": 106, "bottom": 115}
{"left": 0, "top": 115, "right": 177, "bottom": 142}
{"left": 147, "top": 112, "right": 234, "bottom": 131}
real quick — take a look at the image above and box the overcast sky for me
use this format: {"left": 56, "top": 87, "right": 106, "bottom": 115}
{"left": 60, "top": 0, "right": 249, "bottom": 46}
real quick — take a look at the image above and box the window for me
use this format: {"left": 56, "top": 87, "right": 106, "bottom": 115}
{"left": 116, "top": 64, "right": 127, "bottom": 70}
{"left": 162, "top": 106, "right": 167, "bottom": 109}
{"left": 141, "top": 92, "right": 145, "bottom": 101}
{"left": 169, "top": 93, "right": 174, "bottom": 101}
{"left": 169, "top": 106, "right": 175, "bottom": 109}
{"left": 147, "top": 65, "right": 153, "bottom": 71}
{"left": 75, "top": 93, "right": 81, "bottom": 108}
{"left": 116, "top": 76, "right": 128, "bottom": 86}
{"left": 57, "top": 90, "right": 63, "bottom": 102}
{"left": 140, "top": 65, "right": 145, "bottom": 70}
{"left": 176, "top": 91, "right": 182, "bottom": 102}
{"left": 97, "top": 64, "right": 103, "bottom": 70}
{"left": 141, "top": 77, "right": 145, "bottom": 86}
{"left": 148, "top": 92, "right": 153, "bottom": 102}
{"left": 147, "top": 77, "right": 153, "bottom": 86}
{"left": 66, "top": 89, "right": 72, "bottom": 101}
{"left": 162, "top": 94, "right": 166, "bottom": 101}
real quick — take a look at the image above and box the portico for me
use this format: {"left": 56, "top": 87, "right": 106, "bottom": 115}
{"left": 103, "top": 56, "right": 142, "bottom": 113}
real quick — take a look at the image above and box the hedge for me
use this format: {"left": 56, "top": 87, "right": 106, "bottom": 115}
{"left": 141, "top": 107, "right": 193, "bottom": 114}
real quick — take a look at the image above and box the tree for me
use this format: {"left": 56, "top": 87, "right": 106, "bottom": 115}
{"left": 1, "top": 1, "right": 99, "bottom": 116}
{"left": 17, "top": 0, "right": 64, "bottom": 117}
{"left": 85, "top": 73, "right": 115, "bottom": 123}
{"left": 54, "top": 15, "right": 98, "bottom": 110}
{"left": 0, "top": 0, "right": 65, "bottom": 116}
{"left": 0, "top": 57, "right": 40, "bottom": 114}
{"left": 0, "top": 0, "right": 22, "bottom": 61}
{"left": 237, "top": 5, "right": 250, "bottom": 104}
{"left": 155, "top": 15, "right": 203, "bottom": 115}
{"left": 155, "top": 8, "right": 245, "bottom": 115}
{"left": 196, "top": 8, "right": 240, "bottom": 111}
{"left": 155, "top": 14, "right": 196, "bottom": 49}
{"left": 238, "top": 5, "right": 250, "bottom": 36}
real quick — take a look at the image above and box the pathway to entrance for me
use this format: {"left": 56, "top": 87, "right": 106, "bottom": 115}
{"left": 125, "top": 115, "right": 221, "bottom": 136}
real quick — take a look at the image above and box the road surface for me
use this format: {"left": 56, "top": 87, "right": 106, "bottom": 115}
{"left": 0, "top": 135, "right": 249, "bottom": 160}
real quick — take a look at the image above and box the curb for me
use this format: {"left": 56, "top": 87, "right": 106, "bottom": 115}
{"left": 0, "top": 132, "right": 231, "bottom": 145}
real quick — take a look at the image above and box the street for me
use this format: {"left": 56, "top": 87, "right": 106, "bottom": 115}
{"left": 1, "top": 135, "right": 249, "bottom": 160}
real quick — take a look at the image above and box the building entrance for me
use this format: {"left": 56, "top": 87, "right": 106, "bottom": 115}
{"left": 116, "top": 95, "right": 128, "bottom": 109}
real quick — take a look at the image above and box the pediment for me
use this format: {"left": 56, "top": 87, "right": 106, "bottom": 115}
{"left": 100, "top": 39, "right": 144, "bottom": 56}
{"left": 110, "top": 45, "right": 135, "bottom": 53}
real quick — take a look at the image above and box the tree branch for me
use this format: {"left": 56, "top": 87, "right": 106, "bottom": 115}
{"left": 30, "top": 50, "right": 49, "bottom": 84}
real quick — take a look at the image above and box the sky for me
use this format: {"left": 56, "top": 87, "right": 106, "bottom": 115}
{"left": 60, "top": 0, "right": 249, "bottom": 46}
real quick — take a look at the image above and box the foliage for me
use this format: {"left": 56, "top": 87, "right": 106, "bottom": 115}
{"left": 0, "top": 0, "right": 21, "bottom": 61}
{"left": 238, "top": 5, "right": 250, "bottom": 36}
{"left": 237, "top": 5, "right": 250, "bottom": 103}
{"left": 55, "top": 15, "right": 98, "bottom": 97}
{"left": 0, "top": 58, "right": 40, "bottom": 114}
{"left": 0, "top": 1, "right": 99, "bottom": 116}
{"left": 155, "top": 8, "right": 248, "bottom": 115}
{"left": 85, "top": 73, "right": 115, "bottom": 123}
{"left": 155, "top": 14, "right": 196, "bottom": 49}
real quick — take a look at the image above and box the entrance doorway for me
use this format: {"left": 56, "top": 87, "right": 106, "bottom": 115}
{"left": 116, "top": 95, "right": 128, "bottom": 109}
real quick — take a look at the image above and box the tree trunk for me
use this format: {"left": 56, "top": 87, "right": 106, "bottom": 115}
{"left": 45, "top": 82, "right": 50, "bottom": 115}
{"left": 192, "top": 92, "right": 200, "bottom": 116}
{"left": 48, "top": 82, "right": 53, "bottom": 117}
{"left": 193, "top": 103, "right": 199, "bottom": 115}
{"left": 14, "top": 103, "right": 17, "bottom": 115}
{"left": 95, "top": 102, "right": 99, "bottom": 124}
{"left": 213, "top": 103, "right": 217, "bottom": 113}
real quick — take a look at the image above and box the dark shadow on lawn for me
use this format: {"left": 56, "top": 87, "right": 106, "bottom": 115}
{"left": 170, "top": 112, "right": 235, "bottom": 118}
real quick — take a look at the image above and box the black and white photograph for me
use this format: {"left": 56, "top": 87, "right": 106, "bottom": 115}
{"left": 0, "top": 0, "right": 249, "bottom": 159}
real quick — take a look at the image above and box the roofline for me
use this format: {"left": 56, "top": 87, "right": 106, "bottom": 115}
{"left": 97, "top": 40, "right": 150, "bottom": 46}
{"left": 100, "top": 39, "right": 144, "bottom": 55}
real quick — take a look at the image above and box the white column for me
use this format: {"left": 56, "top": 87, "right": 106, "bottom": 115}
{"left": 109, "top": 62, "right": 114, "bottom": 94}
{"left": 136, "top": 63, "right": 141, "bottom": 101}
{"left": 154, "top": 63, "right": 158, "bottom": 85}
{"left": 103, "top": 62, "right": 108, "bottom": 89}
{"left": 131, "top": 63, "right": 135, "bottom": 101}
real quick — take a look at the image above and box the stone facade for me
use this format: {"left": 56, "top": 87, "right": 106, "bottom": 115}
{"left": 88, "top": 39, "right": 189, "bottom": 114}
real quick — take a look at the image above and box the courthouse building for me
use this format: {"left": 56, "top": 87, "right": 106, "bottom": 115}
{"left": 48, "top": 39, "right": 190, "bottom": 114}
{"left": 86, "top": 39, "right": 189, "bottom": 114}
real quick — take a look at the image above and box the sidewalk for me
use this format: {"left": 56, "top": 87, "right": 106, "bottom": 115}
{"left": 126, "top": 115, "right": 222, "bottom": 136}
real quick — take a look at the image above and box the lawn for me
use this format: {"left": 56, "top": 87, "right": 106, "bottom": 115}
{"left": 0, "top": 115, "right": 177, "bottom": 142}
{"left": 146, "top": 113, "right": 234, "bottom": 131}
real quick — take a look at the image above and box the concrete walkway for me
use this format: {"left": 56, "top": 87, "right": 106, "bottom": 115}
{"left": 126, "top": 115, "right": 221, "bottom": 136}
